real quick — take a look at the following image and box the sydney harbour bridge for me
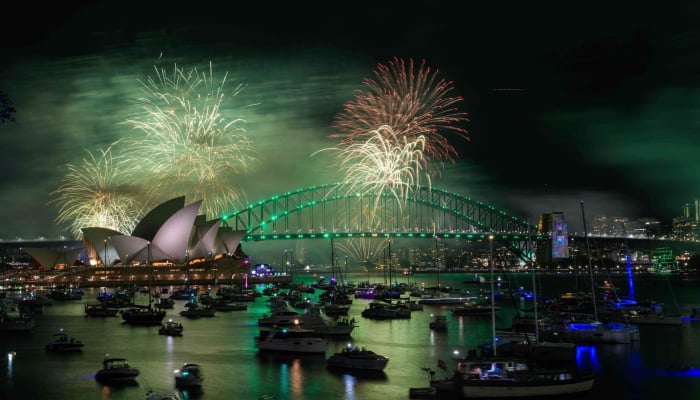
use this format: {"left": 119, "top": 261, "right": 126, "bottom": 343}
{"left": 3, "top": 183, "right": 699, "bottom": 271}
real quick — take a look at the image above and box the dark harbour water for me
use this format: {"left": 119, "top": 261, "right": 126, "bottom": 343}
{"left": 1, "top": 271, "right": 700, "bottom": 400}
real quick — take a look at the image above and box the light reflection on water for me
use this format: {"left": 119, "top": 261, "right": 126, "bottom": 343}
{"left": 6, "top": 350, "right": 15, "bottom": 380}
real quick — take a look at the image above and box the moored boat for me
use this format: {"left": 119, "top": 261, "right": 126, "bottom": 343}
{"left": 541, "top": 314, "right": 640, "bottom": 344}
{"left": 174, "top": 362, "right": 203, "bottom": 388}
{"left": 154, "top": 297, "right": 175, "bottom": 309}
{"left": 418, "top": 294, "right": 478, "bottom": 305}
{"left": 47, "top": 286, "right": 84, "bottom": 301}
{"left": 326, "top": 343, "right": 389, "bottom": 371}
{"left": 159, "top": 319, "right": 184, "bottom": 336}
{"left": 210, "top": 298, "right": 247, "bottom": 311}
{"left": 85, "top": 302, "right": 119, "bottom": 317}
{"left": 322, "top": 303, "right": 351, "bottom": 316}
{"left": 303, "top": 305, "right": 356, "bottom": 337}
{"left": 45, "top": 329, "right": 84, "bottom": 352}
{"left": 95, "top": 355, "right": 140, "bottom": 383}
{"left": 179, "top": 301, "right": 216, "bottom": 318}
{"left": 0, "top": 315, "right": 36, "bottom": 332}
{"left": 147, "top": 390, "right": 182, "bottom": 400}
{"left": 429, "top": 314, "right": 448, "bottom": 330}
{"left": 409, "top": 386, "right": 437, "bottom": 398}
{"left": 170, "top": 286, "right": 198, "bottom": 300}
{"left": 361, "top": 301, "right": 410, "bottom": 319}
{"left": 255, "top": 326, "right": 328, "bottom": 353}
{"left": 480, "top": 331, "right": 578, "bottom": 363}
{"left": 622, "top": 311, "right": 684, "bottom": 326}
{"left": 452, "top": 356, "right": 595, "bottom": 398}
{"left": 258, "top": 300, "right": 304, "bottom": 326}
{"left": 121, "top": 305, "right": 166, "bottom": 326}
{"left": 452, "top": 299, "right": 499, "bottom": 316}
{"left": 600, "top": 306, "right": 684, "bottom": 326}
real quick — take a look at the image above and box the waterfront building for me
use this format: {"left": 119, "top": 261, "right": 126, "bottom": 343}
{"left": 20, "top": 197, "right": 246, "bottom": 271}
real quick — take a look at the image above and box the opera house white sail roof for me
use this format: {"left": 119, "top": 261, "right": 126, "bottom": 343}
{"left": 78, "top": 197, "right": 246, "bottom": 267}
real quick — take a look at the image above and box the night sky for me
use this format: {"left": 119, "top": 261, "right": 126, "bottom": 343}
{"left": 2, "top": 0, "right": 700, "bottom": 240}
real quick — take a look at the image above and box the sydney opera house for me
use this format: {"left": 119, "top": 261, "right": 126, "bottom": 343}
{"left": 20, "top": 197, "right": 263, "bottom": 287}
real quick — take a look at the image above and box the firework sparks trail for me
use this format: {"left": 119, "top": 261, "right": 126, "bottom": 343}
{"left": 316, "top": 125, "right": 429, "bottom": 223}
{"left": 330, "top": 57, "right": 469, "bottom": 176}
{"left": 48, "top": 141, "right": 146, "bottom": 238}
{"left": 124, "top": 61, "right": 257, "bottom": 218}
{"left": 333, "top": 237, "right": 390, "bottom": 265}
{"left": 335, "top": 199, "right": 415, "bottom": 233}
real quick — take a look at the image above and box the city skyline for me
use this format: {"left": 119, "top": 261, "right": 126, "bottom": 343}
{"left": 2, "top": 1, "right": 699, "bottom": 239}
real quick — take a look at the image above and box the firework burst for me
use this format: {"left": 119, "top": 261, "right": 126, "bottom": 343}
{"left": 330, "top": 57, "right": 469, "bottom": 175}
{"left": 124, "top": 61, "right": 257, "bottom": 218}
{"left": 333, "top": 237, "right": 390, "bottom": 265}
{"left": 316, "top": 125, "right": 429, "bottom": 223}
{"left": 49, "top": 141, "right": 146, "bottom": 238}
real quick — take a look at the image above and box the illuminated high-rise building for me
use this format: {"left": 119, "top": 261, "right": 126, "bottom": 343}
{"left": 537, "top": 212, "right": 569, "bottom": 266}
{"left": 683, "top": 199, "right": 700, "bottom": 222}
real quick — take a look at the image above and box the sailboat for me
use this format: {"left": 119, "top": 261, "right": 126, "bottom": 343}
{"left": 545, "top": 202, "right": 640, "bottom": 344}
{"left": 447, "top": 235, "right": 596, "bottom": 399}
{"left": 596, "top": 223, "right": 684, "bottom": 326}
{"left": 121, "top": 243, "right": 166, "bottom": 326}
{"left": 320, "top": 238, "right": 351, "bottom": 316}
{"left": 493, "top": 222, "right": 578, "bottom": 362}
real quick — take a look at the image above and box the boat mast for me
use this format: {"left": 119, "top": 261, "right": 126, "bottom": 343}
{"left": 388, "top": 239, "right": 393, "bottom": 292}
{"left": 489, "top": 234, "right": 497, "bottom": 356}
{"left": 528, "top": 219, "right": 539, "bottom": 343}
{"left": 147, "top": 242, "right": 153, "bottom": 309}
{"left": 331, "top": 237, "right": 336, "bottom": 302}
{"left": 580, "top": 201, "right": 598, "bottom": 320}
{"left": 434, "top": 235, "right": 440, "bottom": 291}
{"left": 621, "top": 222, "right": 635, "bottom": 300}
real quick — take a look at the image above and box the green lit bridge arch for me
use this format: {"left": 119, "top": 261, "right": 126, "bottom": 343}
{"left": 221, "top": 184, "right": 543, "bottom": 261}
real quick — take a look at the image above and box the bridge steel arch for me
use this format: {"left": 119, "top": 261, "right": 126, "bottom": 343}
{"left": 221, "top": 184, "right": 542, "bottom": 261}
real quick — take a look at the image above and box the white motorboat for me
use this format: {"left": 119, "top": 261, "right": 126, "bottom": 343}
{"left": 174, "top": 362, "right": 203, "bottom": 388}
{"left": 255, "top": 326, "right": 328, "bottom": 354}
{"left": 326, "top": 343, "right": 389, "bottom": 371}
